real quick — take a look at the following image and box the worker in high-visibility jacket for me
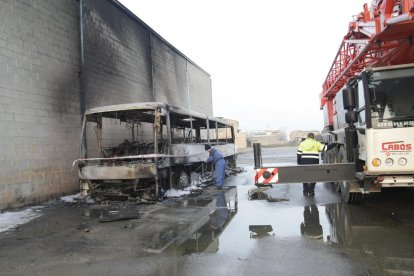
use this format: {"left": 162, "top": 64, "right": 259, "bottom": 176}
{"left": 297, "top": 133, "right": 332, "bottom": 196}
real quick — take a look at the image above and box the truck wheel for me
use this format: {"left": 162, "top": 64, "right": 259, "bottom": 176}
{"left": 338, "top": 147, "right": 364, "bottom": 203}
{"left": 333, "top": 147, "right": 342, "bottom": 192}
{"left": 226, "top": 157, "right": 236, "bottom": 170}
{"left": 335, "top": 182, "right": 341, "bottom": 193}
{"left": 324, "top": 145, "right": 338, "bottom": 164}
{"left": 339, "top": 203, "right": 353, "bottom": 246}
{"left": 325, "top": 146, "right": 341, "bottom": 191}
{"left": 340, "top": 182, "right": 364, "bottom": 203}
{"left": 330, "top": 146, "right": 339, "bottom": 163}
{"left": 340, "top": 182, "right": 355, "bottom": 203}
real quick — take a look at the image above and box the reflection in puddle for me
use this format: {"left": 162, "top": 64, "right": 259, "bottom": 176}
{"left": 136, "top": 182, "right": 413, "bottom": 275}
{"left": 216, "top": 185, "right": 331, "bottom": 243}
{"left": 145, "top": 153, "right": 414, "bottom": 275}
{"left": 300, "top": 205, "right": 323, "bottom": 240}
{"left": 142, "top": 187, "right": 238, "bottom": 254}
{"left": 325, "top": 202, "right": 414, "bottom": 274}
{"left": 162, "top": 185, "right": 335, "bottom": 260}
{"left": 174, "top": 189, "right": 238, "bottom": 255}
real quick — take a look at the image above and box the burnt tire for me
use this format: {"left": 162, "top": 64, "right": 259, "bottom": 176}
{"left": 175, "top": 169, "right": 191, "bottom": 190}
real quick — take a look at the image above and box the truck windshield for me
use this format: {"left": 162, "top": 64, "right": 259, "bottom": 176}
{"left": 369, "top": 76, "right": 414, "bottom": 129}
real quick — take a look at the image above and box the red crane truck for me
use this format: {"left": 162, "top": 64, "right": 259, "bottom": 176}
{"left": 255, "top": 0, "right": 414, "bottom": 203}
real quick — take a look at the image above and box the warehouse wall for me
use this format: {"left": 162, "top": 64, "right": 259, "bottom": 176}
{"left": 0, "top": 0, "right": 81, "bottom": 210}
{"left": 0, "top": 0, "right": 213, "bottom": 210}
{"left": 83, "top": 0, "right": 213, "bottom": 113}
{"left": 187, "top": 61, "right": 213, "bottom": 115}
{"left": 83, "top": 0, "right": 153, "bottom": 108}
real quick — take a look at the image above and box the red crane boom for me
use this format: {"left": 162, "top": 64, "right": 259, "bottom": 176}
{"left": 321, "top": 0, "right": 414, "bottom": 127}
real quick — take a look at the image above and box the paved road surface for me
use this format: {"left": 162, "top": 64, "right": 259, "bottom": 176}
{"left": 0, "top": 147, "right": 413, "bottom": 275}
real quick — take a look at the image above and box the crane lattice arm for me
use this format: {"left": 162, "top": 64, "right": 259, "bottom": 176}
{"left": 321, "top": 0, "right": 414, "bottom": 126}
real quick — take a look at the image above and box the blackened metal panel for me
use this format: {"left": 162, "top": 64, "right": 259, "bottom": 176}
{"left": 276, "top": 163, "right": 356, "bottom": 183}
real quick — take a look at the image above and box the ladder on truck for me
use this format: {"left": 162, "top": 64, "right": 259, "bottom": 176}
{"left": 321, "top": 0, "right": 414, "bottom": 126}
{"left": 252, "top": 2, "right": 414, "bottom": 202}
{"left": 253, "top": 1, "right": 414, "bottom": 189}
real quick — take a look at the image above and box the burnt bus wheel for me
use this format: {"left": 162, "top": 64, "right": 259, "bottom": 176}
{"left": 176, "top": 169, "right": 191, "bottom": 190}
{"left": 226, "top": 156, "right": 236, "bottom": 170}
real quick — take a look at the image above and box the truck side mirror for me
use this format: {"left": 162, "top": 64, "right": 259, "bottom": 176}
{"left": 345, "top": 110, "right": 358, "bottom": 124}
{"left": 357, "top": 128, "right": 366, "bottom": 135}
{"left": 343, "top": 87, "right": 356, "bottom": 110}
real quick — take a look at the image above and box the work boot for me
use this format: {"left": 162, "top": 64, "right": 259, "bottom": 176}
{"left": 303, "top": 192, "right": 309, "bottom": 196}
{"left": 308, "top": 191, "right": 315, "bottom": 196}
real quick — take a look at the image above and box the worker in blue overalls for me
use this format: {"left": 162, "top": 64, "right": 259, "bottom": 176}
{"left": 205, "top": 144, "right": 226, "bottom": 189}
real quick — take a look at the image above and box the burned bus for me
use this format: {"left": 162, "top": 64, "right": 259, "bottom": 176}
{"left": 73, "top": 102, "right": 237, "bottom": 201}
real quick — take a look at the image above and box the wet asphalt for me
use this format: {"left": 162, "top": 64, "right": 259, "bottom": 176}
{"left": 0, "top": 147, "right": 413, "bottom": 275}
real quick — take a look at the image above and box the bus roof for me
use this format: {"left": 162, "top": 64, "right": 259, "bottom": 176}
{"left": 84, "top": 102, "right": 231, "bottom": 126}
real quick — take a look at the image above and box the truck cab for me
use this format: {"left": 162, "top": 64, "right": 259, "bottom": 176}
{"left": 323, "top": 64, "right": 414, "bottom": 201}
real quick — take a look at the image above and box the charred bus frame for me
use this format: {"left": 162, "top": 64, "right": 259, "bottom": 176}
{"left": 74, "top": 102, "right": 237, "bottom": 201}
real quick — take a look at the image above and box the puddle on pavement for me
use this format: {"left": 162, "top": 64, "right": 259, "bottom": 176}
{"left": 159, "top": 184, "right": 332, "bottom": 258}
{"left": 156, "top": 203, "right": 238, "bottom": 255}
{"left": 55, "top": 167, "right": 413, "bottom": 275}
{"left": 237, "top": 147, "right": 297, "bottom": 165}
{"left": 159, "top": 184, "right": 414, "bottom": 275}
{"left": 114, "top": 150, "right": 414, "bottom": 274}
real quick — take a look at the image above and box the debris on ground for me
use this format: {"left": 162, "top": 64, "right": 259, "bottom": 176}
{"left": 164, "top": 185, "right": 203, "bottom": 198}
{"left": 99, "top": 207, "right": 141, "bottom": 222}
{"left": 0, "top": 206, "right": 44, "bottom": 234}
{"left": 60, "top": 193, "right": 81, "bottom": 203}
{"left": 77, "top": 222, "right": 90, "bottom": 232}
{"left": 198, "top": 172, "right": 215, "bottom": 185}
{"left": 266, "top": 196, "right": 289, "bottom": 202}
{"left": 248, "top": 187, "right": 289, "bottom": 202}
{"left": 249, "top": 225, "right": 273, "bottom": 238}
{"left": 227, "top": 167, "right": 246, "bottom": 175}
{"left": 248, "top": 187, "right": 269, "bottom": 200}
{"left": 249, "top": 225, "right": 273, "bottom": 234}
{"left": 122, "top": 223, "right": 133, "bottom": 229}
{"left": 192, "top": 167, "right": 245, "bottom": 186}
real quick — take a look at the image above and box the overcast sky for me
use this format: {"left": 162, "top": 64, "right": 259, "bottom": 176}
{"left": 119, "top": 0, "right": 368, "bottom": 133}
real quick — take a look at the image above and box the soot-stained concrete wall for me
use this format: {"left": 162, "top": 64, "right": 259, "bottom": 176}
{"left": 0, "top": 0, "right": 81, "bottom": 210}
{"left": 0, "top": 0, "right": 212, "bottom": 210}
